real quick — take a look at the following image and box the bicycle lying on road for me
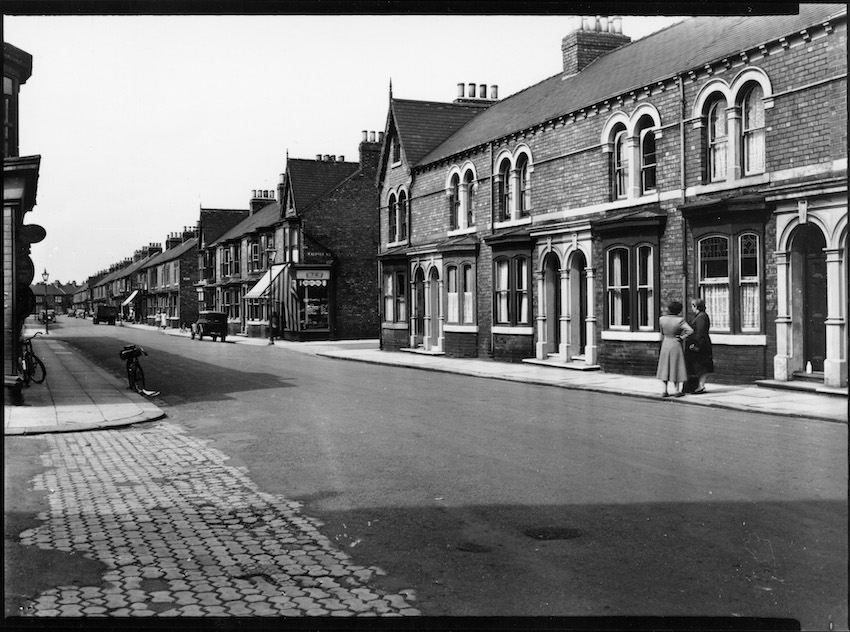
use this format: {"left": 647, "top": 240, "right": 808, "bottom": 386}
{"left": 119, "top": 344, "right": 159, "bottom": 397}
{"left": 20, "top": 332, "right": 47, "bottom": 386}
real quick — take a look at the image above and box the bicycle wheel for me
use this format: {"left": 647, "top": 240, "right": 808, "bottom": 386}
{"left": 29, "top": 356, "right": 46, "bottom": 384}
{"left": 134, "top": 364, "right": 146, "bottom": 391}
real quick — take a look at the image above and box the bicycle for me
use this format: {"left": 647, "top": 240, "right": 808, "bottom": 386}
{"left": 119, "top": 344, "right": 147, "bottom": 393}
{"left": 19, "top": 332, "right": 47, "bottom": 386}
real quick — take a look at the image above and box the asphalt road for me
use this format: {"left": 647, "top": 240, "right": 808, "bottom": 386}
{"left": 33, "top": 318, "right": 850, "bottom": 626}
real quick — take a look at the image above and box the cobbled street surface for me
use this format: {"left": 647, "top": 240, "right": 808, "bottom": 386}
{"left": 17, "top": 421, "right": 421, "bottom": 617}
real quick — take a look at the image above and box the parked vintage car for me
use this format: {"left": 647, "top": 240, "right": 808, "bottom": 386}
{"left": 38, "top": 309, "right": 56, "bottom": 323}
{"left": 75, "top": 309, "right": 86, "bottom": 318}
{"left": 193, "top": 311, "right": 227, "bottom": 342}
{"left": 93, "top": 305, "right": 117, "bottom": 325}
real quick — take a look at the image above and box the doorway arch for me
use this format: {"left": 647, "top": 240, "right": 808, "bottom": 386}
{"left": 542, "top": 252, "right": 561, "bottom": 357}
{"left": 426, "top": 267, "right": 441, "bottom": 350}
{"left": 790, "top": 223, "right": 827, "bottom": 373}
{"left": 413, "top": 268, "right": 425, "bottom": 348}
{"left": 568, "top": 249, "right": 588, "bottom": 359}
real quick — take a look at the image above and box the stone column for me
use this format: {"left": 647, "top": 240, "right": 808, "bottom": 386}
{"left": 436, "top": 276, "right": 445, "bottom": 353}
{"left": 727, "top": 106, "right": 742, "bottom": 181}
{"left": 824, "top": 248, "right": 847, "bottom": 387}
{"left": 535, "top": 269, "right": 547, "bottom": 360}
{"left": 559, "top": 268, "right": 570, "bottom": 362}
{"left": 627, "top": 136, "right": 641, "bottom": 199}
{"left": 773, "top": 251, "right": 792, "bottom": 381}
{"left": 584, "top": 265, "right": 597, "bottom": 365}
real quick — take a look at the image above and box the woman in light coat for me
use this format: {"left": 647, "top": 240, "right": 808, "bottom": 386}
{"left": 656, "top": 300, "right": 693, "bottom": 397}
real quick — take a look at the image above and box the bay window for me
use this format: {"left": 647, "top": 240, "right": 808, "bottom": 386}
{"left": 697, "top": 231, "right": 762, "bottom": 333}
{"left": 601, "top": 239, "right": 658, "bottom": 332}
{"left": 494, "top": 256, "right": 530, "bottom": 325}
{"left": 383, "top": 269, "right": 407, "bottom": 323}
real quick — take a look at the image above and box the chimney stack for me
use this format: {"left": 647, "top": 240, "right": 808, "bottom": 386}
{"left": 562, "top": 15, "right": 631, "bottom": 76}
{"left": 453, "top": 81, "right": 499, "bottom": 107}
{"left": 250, "top": 187, "right": 273, "bottom": 214}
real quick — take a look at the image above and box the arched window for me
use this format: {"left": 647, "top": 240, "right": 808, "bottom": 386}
{"left": 742, "top": 85, "right": 765, "bottom": 175}
{"left": 698, "top": 236, "right": 730, "bottom": 330}
{"left": 388, "top": 193, "right": 397, "bottom": 242}
{"left": 640, "top": 128, "right": 657, "bottom": 194}
{"left": 449, "top": 174, "right": 460, "bottom": 230}
{"left": 498, "top": 159, "right": 512, "bottom": 222}
{"left": 516, "top": 154, "right": 530, "bottom": 216}
{"left": 707, "top": 99, "right": 728, "bottom": 182}
{"left": 463, "top": 169, "right": 475, "bottom": 227}
{"left": 398, "top": 190, "right": 408, "bottom": 240}
{"left": 612, "top": 127, "right": 629, "bottom": 199}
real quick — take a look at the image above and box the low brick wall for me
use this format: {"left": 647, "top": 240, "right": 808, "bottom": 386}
{"left": 492, "top": 334, "right": 534, "bottom": 363}
{"left": 444, "top": 331, "right": 478, "bottom": 358}
{"left": 381, "top": 327, "right": 409, "bottom": 352}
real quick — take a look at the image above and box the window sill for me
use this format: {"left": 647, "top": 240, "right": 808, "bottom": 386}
{"left": 494, "top": 217, "right": 532, "bottom": 230}
{"left": 688, "top": 173, "right": 769, "bottom": 196}
{"left": 492, "top": 325, "right": 534, "bottom": 335}
{"left": 447, "top": 227, "right": 477, "bottom": 237}
{"left": 382, "top": 321, "right": 409, "bottom": 329}
{"left": 444, "top": 324, "right": 478, "bottom": 333}
{"left": 602, "top": 330, "right": 661, "bottom": 341}
{"left": 710, "top": 333, "right": 766, "bottom": 346}
{"left": 386, "top": 239, "right": 409, "bottom": 248}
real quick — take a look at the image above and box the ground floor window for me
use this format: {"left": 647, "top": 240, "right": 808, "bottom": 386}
{"left": 494, "top": 256, "right": 530, "bottom": 325}
{"left": 223, "top": 288, "right": 240, "bottom": 319}
{"left": 383, "top": 269, "right": 407, "bottom": 323}
{"left": 605, "top": 244, "right": 655, "bottom": 330}
{"left": 698, "top": 231, "right": 761, "bottom": 333}
{"left": 300, "top": 279, "right": 329, "bottom": 329}
{"left": 245, "top": 298, "right": 265, "bottom": 321}
{"left": 446, "top": 263, "right": 475, "bottom": 325}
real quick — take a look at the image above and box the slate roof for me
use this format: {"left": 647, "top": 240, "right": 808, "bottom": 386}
{"left": 145, "top": 237, "right": 198, "bottom": 267}
{"left": 287, "top": 159, "right": 359, "bottom": 213}
{"left": 391, "top": 99, "right": 484, "bottom": 167}
{"left": 212, "top": 202, "right": 280, "bottom": 246}
{"left": 421, "top": 4, "right": 846, "bottom": 166}
{"left": 30, "top": 283, "right": 66, "bottom": 298}
{"left": 199, "top": 208, "right": 250, "bottom": 247}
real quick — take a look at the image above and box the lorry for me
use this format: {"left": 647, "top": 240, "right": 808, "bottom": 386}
{"left": 93, "top": 305, "right": 118, "bottom": 325}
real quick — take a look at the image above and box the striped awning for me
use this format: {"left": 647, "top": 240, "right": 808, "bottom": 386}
{"left": 244, "top": 264, "right": 286, "bottom": 299}
{"left": 121, "top": 290, "right": 140, "bottom": 306}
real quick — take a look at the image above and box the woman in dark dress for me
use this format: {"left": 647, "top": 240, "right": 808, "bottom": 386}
{"left": 687, "top": 298, "right": 713, "bottom": 394}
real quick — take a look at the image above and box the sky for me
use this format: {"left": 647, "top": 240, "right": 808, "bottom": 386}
{"left": 5, "top": 13, "right": 689, "bottom": 285}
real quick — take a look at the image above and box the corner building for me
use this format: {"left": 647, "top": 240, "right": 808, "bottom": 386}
{"left": 377, "top": 6, "right": 847, "bottom": 388}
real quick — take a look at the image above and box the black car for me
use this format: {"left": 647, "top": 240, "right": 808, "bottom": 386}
{"left": 93, "top": 305, "right": 117, "bottom": 325}
{"left": 193, "top": 311, "right": 227, "bottom": 342}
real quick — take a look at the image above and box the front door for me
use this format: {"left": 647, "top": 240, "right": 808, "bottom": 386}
{"left": 414, "top": 269, "right": 425, "bottom": 347}
{"left": 793, "top": 224, "right": 827, "bottom": 372}
{"left": 543, "top": 253, "right": 560, "bottom": 355}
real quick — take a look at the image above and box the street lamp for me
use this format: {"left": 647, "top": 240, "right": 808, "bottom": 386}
{"left": 41, "top": 269, "right": 49, "bottom": 334}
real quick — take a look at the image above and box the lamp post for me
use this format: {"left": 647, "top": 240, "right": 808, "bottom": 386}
{"left": 41, "top": 269, "right": 49, "bottom": 334}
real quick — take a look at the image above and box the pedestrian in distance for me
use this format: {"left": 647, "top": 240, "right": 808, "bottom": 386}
{"left": 656, "top": 300, "right": 693, "bottom": 398}
{"left": 686, "top": 298, "right": 714, "bottom": 394}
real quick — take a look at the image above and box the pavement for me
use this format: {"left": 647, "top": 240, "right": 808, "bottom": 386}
{"left": 4, "top": 321, "right": 847, "bottom": 436}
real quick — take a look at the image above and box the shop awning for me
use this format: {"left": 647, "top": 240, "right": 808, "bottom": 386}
{"left": 121, "top": 290, "right": 140, "bottom": 306}
{"left": 244, "top": 264, "right": 287, "bottom": 299}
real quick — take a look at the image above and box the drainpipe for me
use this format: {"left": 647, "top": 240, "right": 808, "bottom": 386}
{"left": 489, "top": 140, "right": 495, "bottom": 358}
{"left": 679, "top": 74, "right": 688, "bottom": 307}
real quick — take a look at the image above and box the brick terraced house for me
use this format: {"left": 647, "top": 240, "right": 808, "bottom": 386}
{"left": 377, "top": 7, "right": 847, "bottom": 389}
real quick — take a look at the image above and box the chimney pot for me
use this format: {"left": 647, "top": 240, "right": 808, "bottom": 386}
{"left": 467, "top": 83, "right": 476, "bottom": 98}
{"left": 338, "top": 155, "right": 344, "bottom": 162}
{"left": 323, "top": 154, "right": 330, "bottom": 161}
{"left": 369, "top": 131, "right": 376, "bottom": 142}
{"left": 279, "top": 173, "right": 285, "bottom": 184}
{"left": 479, "top": 84, "right": 487, "bottom": 99}
{"left": 599, "top": 15, "right": 608, "bottom": 32}
{"left": 252, "top": 189, "right": 257, "bottom": 197}
{"left": 316, "top": 154, "right": 322, "bottom": 161}
{"left": 362, "top": 130, "right": 368, "bottom": 142}
{"left": 491, "top": 85, "right": 499, "bottom": 99}
{"left": 330, "top": 155, "right": 336, "bottom": 162}
{"left": 378, "top": 131, "right": 384, "bottom": 142}
{"left": 457, "top": 82, "right": 465, "bottom": 98}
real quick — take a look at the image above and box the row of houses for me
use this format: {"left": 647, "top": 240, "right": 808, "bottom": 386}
{"left": 76, "top": 7, "right": 847, "bottom": 390}
{"left": 75, "top": 132, "right": 383, "bottom": 340}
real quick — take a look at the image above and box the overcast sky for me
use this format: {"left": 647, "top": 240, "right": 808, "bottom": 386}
{"left": 6, "top": 14, "right": 688, "bottom": 285}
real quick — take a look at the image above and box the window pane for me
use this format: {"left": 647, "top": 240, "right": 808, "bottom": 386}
{"left": 607, "top": 248, "right": 630, "bottom": 327}
{"left": 516, "top": 257, "right": 529, "bottom": 325}
{"left": 739, "top": 233, "right": 760, "bottom": 330}
{"left": 462, "top": 265, "right": 474, "bottom": 323}
{"left": 495, "top": 260, "right": 509, "bottom": 323}
{"left": 614, "top": 131, "right": 628, "bottom": 198}
{"left": 641, "top": 131, "right": 656, "bottom": 192}
{"left": 708, "top": 100, "right": 728, "bottom": 181}
{"left": 637, "top": 246, "right": 653, "bottom": 328}
{"left": 447, "top": 267, "right": 459, "bottom": 323}
{"left": 743, "top": 86, "right": 765, "bottom": 175}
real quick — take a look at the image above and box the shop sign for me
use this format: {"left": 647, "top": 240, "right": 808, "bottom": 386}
{"left": 296, "top": 270, "right": 330, "bottom": 281}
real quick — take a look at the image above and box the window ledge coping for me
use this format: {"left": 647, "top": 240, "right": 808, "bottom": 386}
{"left": 602, "top": 330, "right": 661, "bottom": 341}
{"left": 444, "top": 324, "right": 478, "bottom": 333}
{"left": 710, "top": 333, "right": 766, "bottom": 346}
{"left": 447, "top": 227, "right": 477, "bottom": 237}
{"left": 386, "top": 239, "right": 409, "bottom": 248}
{"left": 494, "top": 217, "right": 532, "bottom": 230}
{"left": 492, "top": 325, "right": 534, "bottom": 335}
{"left": 382, "top": 321, "right": 409, "bottom": 330}
{"left": 688, "top": 173, "right": 769, "bottom": 196}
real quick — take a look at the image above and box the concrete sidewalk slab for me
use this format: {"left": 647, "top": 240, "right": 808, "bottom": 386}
{"left": 4, "top": 336, "right": 165, "bottom": 436}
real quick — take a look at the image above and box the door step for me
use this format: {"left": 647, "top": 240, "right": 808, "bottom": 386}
{"left": 755, "top": 378, "right": 847, "bottom": 397}
{"left": 792, "top": 370, "right": 825, "bottom": 384}
{"left": 523, "top": 357, "right": 600, "bottom": 371}
{"left": 400, "top": 347, "right": 445, "bottom": 356}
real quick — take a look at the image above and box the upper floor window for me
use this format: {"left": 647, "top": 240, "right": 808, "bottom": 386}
{"left": 517, "top": 154, "right": 530, "bottom": 217}
{"left": 397, "top": 190, "right": 408, "bottom": 240}
{"left": 697, "top": 231, "right": 761, "bottom": 333}
{"left": 707, "top": 99, "right": 728, "bottom": 182}
{"left": 494, "top": 256, "right": 530, "bottom": 325}
{"left": 388, "top": 193, "right": 398, "bottom": 240}
{"left": 464, "top": 169, "right": 475, "bottom": 228}
{"left": 612, "top": 127, "right": 628, "bottom": 199}
{"left": 391, "top": 135, "right": 401, "bottom": 164}
{"left": 449, "top": 174, "right": 461, "bottom": 230}
{"left": 640, "top": 128, "right": 657, "bottom": 194}
{"left": 284, "top": 226, "right": 300, "bottom": 263}
{"left": 741, "top": 85, "right": 765, "bottom": 176}
{"left": 497, "top": 158, "right": 512, "bottom": 222}
{"left": 248, "top": 241, "right": 261, "bottom": 273}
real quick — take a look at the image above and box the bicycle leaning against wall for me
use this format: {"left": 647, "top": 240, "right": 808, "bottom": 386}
{"left": 119, "top": 344, "right": 160, "bottom": 397}
{"left": 20, "top": 332, "right": 47, "bottom": 386}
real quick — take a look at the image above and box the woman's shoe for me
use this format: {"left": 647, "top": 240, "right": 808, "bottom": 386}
{"left": 692, "top": 388, "right": 705, "bottom": 394}
{"left": 662, "top": 392, "right": 671, "bottom": 398}
{"left": 674, "top": 392, "right": 685, "bottom": 397}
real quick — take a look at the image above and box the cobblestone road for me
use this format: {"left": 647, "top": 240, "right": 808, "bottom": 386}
{"left": 17, "top": 422, "right": 420, "bottom": 617}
